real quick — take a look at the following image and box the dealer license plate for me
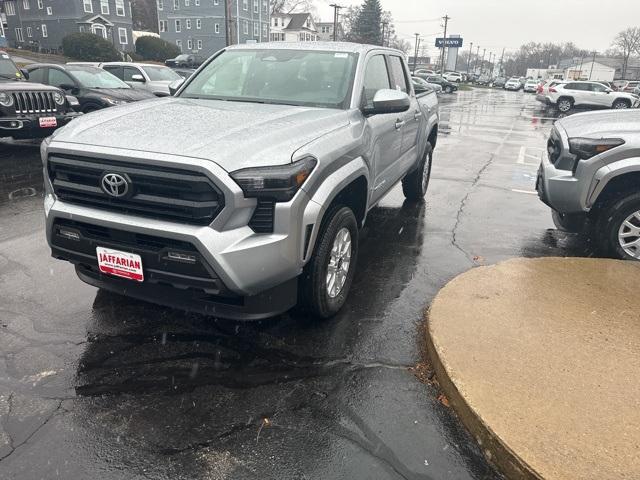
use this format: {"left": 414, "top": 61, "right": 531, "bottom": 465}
{"left": 39, "top": 117, "right": 57, "bottom": 128}
{"left": 97, "top": 247, "right": 144, "bottom": 282}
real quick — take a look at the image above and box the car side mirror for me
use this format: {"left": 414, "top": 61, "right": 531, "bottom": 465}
{"left": 365, "top": 89, "right": 411, "bottom": 115}
{"left": 59, "top": 83, "right": 75, "bottom": 91}
{"left": 131, "top": 74, "right": 145, "bottom": 82}
{"left": 169, "top": 79, "right": 185, "bottom": 96}
{"left": 605, "top": 89, "right": 612, "bottom": 94}
{"left": 20, "top": 69, "right": 29, "bottom": 80}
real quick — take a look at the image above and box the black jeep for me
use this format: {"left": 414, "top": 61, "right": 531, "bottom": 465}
{"left": 0, "top": 51, "right": 80, "bottom": 140}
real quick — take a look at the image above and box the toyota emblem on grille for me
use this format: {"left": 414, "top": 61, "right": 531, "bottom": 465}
{"left": 101, "top": 173, "right": 129, "bottom": 198}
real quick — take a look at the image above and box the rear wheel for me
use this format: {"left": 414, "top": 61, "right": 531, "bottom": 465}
{"left": 594, "top": 192, "right": 640, "bottom": 260}
{"left": 300, "top": 206, "right": 359, "bottom": 318}
{"left": 557, "top": 97, "right": 573, "bottom": 113}
{"left": 612, "top": 99, "right": 630, "bottom": 109}
{"left": 402, "top": 144, "right": 433, "bottom": 201}
{"left": 445, "top": 85, "right": 453, "bottom": 93}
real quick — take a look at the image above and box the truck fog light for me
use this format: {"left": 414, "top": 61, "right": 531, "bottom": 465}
{"left": 44, "top": 193, "right": 55, "bottom": 217}
{"left": 167, "top": 252, "right": 197, "bottom": 264}
{"left": 58, "top": 228, "right": 80, "bottom": 241}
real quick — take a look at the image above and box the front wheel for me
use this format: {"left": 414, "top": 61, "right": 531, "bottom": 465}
{"left": 445, "top": 86, "right": 453, "bottom": 93}
{"left": 612, "top": 99, "right": 630, "bottom": 109}
{"left": 557, "top": 98, "right": 573, "bottom": 113}
{"left": 300, "top": 206, "right": 359, "bottom": 318}
{"left": 402, "top": 144, "right": 433, "bottom": 201}
{"left": 595, "top": 192, "right": 640, "bottom": 260}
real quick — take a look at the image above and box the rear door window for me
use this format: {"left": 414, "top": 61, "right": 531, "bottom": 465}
{"left": 48, "top": 68, "right": 75, "bottom": 88}
{"left": 103, "top": 65, "right": 124, "bottom": 79}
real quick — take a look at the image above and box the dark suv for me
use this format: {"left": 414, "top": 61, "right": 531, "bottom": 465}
{"left": 0, "top": 52, "right": 79, "bottom": 140}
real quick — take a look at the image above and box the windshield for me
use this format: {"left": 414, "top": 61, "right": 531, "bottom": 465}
{"left": 67, "top": 66, "right": 130, "bottom": 89}
{"left": 181, "top": 49, "right": 358, "bottom": 109}
{"left": 142, "top": 65, "right": 182, "bottom": 82}
{"left": 0, "top": 54, "right": 22, "bottom": 80}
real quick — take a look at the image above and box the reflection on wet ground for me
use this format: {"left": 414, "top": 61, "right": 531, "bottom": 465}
{"left": 0, "top": 90, "right": 598, "bottom": 479}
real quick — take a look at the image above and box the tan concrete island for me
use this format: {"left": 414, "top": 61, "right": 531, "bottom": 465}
{"left": 426, "top": 257, "right": 640, "bottom": 480}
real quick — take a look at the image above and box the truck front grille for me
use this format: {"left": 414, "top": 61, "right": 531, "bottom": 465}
{"left": 12, "top": 91, "right": 58, "bottom": 114}
{"left": 48, "top": 155, "right": 224, "bottom": 226}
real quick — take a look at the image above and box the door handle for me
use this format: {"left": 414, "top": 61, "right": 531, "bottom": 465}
{"left": 395, "top": 119, "right": 405, "bottom": 129}
{"left": 414, "top": 111, "right": 423, "bottom": 120}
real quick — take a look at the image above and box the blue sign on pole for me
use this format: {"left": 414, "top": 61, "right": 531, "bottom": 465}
{"left": 436, "top": 38, "right": 463, "bottom": 48}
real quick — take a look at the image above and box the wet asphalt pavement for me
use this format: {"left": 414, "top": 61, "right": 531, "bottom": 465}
{"left": 0, "top": 89, "right": 593, "bottom": 480}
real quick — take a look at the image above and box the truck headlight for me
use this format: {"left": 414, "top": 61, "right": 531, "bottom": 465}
{"left": 568, "top": 138, "right": 625, "bottom": 161}
{"left": 0, "top": 92, "right": 14, "bottom": 107}
{"left": 230, "top": 157, "right": 317, "bottom": 202}
{"left": 52, "top": 92, "right": 65, "bottom": 105}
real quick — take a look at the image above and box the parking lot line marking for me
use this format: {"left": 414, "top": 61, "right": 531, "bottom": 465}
{"left": 512, "top": 189, "right": 538, "bottom": 195}
{"left": 517, "top": 146, "right": 544, "bottom": 166}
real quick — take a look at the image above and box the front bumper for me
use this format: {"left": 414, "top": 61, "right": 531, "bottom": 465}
{"left": 536, "top": 149, "right": 584, "bottom": 214}
{"left": 0, "top": 112, "right": 81, "bottom": 139}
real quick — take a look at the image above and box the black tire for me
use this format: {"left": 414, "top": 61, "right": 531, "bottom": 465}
{"left": 552, "top": 210, "right": 587, "bottom": 233}
{"left": 300, "top": 206, "right": 359, "bottom": 318}
{"left": 612, "top": 99, "right": 630, "bottom": 109}
{"left": 402, "top": 143, "right": 433, "bottom": 201}
{"left": 594, "top": 192, "right": 640, "bottom": 260}
{"left": 444, "top": 86, "right": 452, "bottom": 93}
{"left": 557, "top": 97, "right": 573, "bottom": 113}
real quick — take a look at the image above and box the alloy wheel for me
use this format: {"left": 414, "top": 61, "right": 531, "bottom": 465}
{"left": 326, "top": 227, "right": 352, "bottom": 298}
{"left": 618, "top": 210, "right": 640, "bottom": 259}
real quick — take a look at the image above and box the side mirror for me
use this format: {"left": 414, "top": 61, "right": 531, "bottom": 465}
{"left": 20, "top": 69, "right": 30, "bottom": 80}
{"left": 59, "top": 83, "right": 75, "bottom": 91}
{"left": 130, "top": 74, "right": 145, "bottom": 82}
{"left": 605, "top": 89, "right": 613, "bottom": 94}
{"left": 168, "top": 78, "right": 185, "bottom": 96}
{"left": 365, "top": 89, "right": 411, "bottom": 115}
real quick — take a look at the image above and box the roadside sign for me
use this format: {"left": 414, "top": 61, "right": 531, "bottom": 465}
{"left": 436, "top": 38, "right": 463, "bottom": 48}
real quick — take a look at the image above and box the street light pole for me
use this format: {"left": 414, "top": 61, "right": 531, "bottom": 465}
{"left": 466, "top": 41, "right": 473, "bottom": 74}
{"left": 413, "top": 33, "right": 420, "bottom": 74}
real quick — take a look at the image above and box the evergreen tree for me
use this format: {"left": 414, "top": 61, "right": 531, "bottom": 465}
{"left": 349, "top": 0, "right": 383, "bottom": 45}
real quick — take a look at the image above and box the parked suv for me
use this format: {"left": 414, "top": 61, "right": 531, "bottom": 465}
{"left": 100, "top": 62, "right": 183, "bottom": 96}
{"left": 537, "top": 109, "right": 640, "bottom": 260}
{"left": 504, "top": 77, "right": 522, "bottom": 91}
{"left": 537, "top": 81, "right": 639, "bottom": 112}
{"left": 0, "top": 51, "right": 79, "bottom": 140}
{"left": 43, "top": 43, "right": 439, "bottom": 320}
{"left": 443, "top": 71, "right": 463, "bottom": 83}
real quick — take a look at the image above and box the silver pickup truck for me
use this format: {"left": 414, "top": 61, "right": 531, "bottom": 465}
{"left": 42, "top": 42, "right": 439, "bottom": 320}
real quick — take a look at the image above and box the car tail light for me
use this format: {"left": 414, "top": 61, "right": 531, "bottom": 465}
{"left": 549, "top": 87, "right": 557, "bottom": 93}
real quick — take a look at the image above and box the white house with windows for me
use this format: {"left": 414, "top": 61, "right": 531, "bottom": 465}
{"left": 269, "top": 12, "right": 318, "bottom": 42}
{"left": 2, "top": 0, "right": 134, "bottom": 53}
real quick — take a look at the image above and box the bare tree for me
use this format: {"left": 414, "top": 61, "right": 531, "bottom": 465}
{"left": 270, "top": 0, "right": 315, "bottom": 15}
{"left": 611, "top": 27, "right": 640, "bottom": 79}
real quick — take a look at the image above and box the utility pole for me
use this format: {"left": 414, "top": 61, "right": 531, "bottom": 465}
{"left": 466, "top": 41, "right": 473, "bottom": 74}
{"left": 440, "top": 14, "right": 450, "bottom": 73}
{"left": 329, "top": 4, "right": 343, "bottom": 42}
{"left": 589, "top": 50, "right": 597, "bottom": 80}
{"left": 499, "top": 47, "right": 505, "bottom": 77}
{"left": 480, "top": 48, "right": 486, "bottom": 75}
{"left": 473, "top": 44, "right": 480, "bottom": 75}
{"left": 413, "top": 33, "right": 420, "bottom": 74}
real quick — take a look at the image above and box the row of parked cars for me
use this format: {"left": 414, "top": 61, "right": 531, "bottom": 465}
{"left": 536, "top": 79, "right": 639, "bottom": 112}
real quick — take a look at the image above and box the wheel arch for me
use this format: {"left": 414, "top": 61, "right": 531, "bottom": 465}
{"left": 590, "top": 166, "right": 640, "bottom": 211}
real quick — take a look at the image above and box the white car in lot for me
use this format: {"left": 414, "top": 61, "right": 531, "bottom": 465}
{"left": 504, "top": 77, "right": 522, "bottom": 90}
{"left": 443, "top": 71, "right": 463, "bottom": 83}
{"left": 537, "top": 80, "right": 640, "bottom": 112}
{"left": 523, "top": 79, "right": 538, "bottom": 93}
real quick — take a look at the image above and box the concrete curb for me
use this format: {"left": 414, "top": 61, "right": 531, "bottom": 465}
{"left": 425, "top": 307, "right": 542, "bottom": 480}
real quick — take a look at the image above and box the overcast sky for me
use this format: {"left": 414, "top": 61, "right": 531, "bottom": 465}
{"left": 316, "top": 0, "right": 640, "bottom": 56}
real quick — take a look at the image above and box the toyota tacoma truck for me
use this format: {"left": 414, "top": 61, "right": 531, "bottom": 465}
{"left": 0, "top": 51, "right": 80, "bottom": 140}
{"left": 537, "top": 109, "right": 640, "bottom": 260}
{"left": 42, "top": 43, "right": 439, "bottom": 320}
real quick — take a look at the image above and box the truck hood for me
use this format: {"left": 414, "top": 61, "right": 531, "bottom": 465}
{"left": 557, "top": 109, "right": 640, "bottom": 138}
{"left": 52, "top": 97, "right": 351, "bottom": 171}
{"left": 0, "top": 81, "right": 62, "bottom": 92}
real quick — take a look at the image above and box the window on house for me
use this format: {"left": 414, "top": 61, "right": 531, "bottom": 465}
{"left": 83, "top": 0, "right": 92, "bottom": 13}
{"left": 197, "top": 40, "right": 202, "bottom": 49}
{"left": 176, "top": 39, "right": 182, "bottom": 51}
{"left": 5, "top": 1, "right": 16, "bottom": 15}
{"left": 115, "top": 0, "right": 125, "bottom": 15}
{"left": 22, "top": 0, "right": 29, "bottom": 10}
{"left": 242, "top": 0, "right": 247, "bottom": 10}
{"left": 184, "top": 0, "right": 189, "bottom": 6}
{"left": 195, "top": 0, "right": 200, "bottom": 5}
{"left": 37, "top": 0, "right": 43, "bottom": 9}
{"left": 174, "top": 0, "right": 179, "bottom": 9}
{"left": 243, "top": 20, "right": 248, "bottom": 34}
{"left": 213, "top": 0, "right": 218, "bottom": 5}
{"left": 118, "top": 27, "right": 128, "bottom": 44}
{"left": 214, "top": 23, "right": 219, "bottom": 34}
{"left": 187, "top": 39, "right": 193, "bottom": 49}
{"left": 46, "top": 6, "right": 52, "bottom": 14}
{"left": 175, "top": 20, "right": 181, "bottom": 32}
{"left": 253, "top": 0, "right": 257, "bottom": 13}
{"left": 196, "top": 19, "right": 201, "bottom": 29}
{"left": 186, "top": 19, "right": 191, "bottom": 29}
{"left": 41, "top": 24, "right": 48, "bottom": 38}
{"left": 253, "top": 22, "right": 258, "bottom": 36}
{"left": 15, "top": 28, "right": 24, "bottom": 42}
{"left": 157, "top": 0, "right": 163, "bottom": 10}
{"left": 26, "top": 26, "right": 32, "bottom": 37}
{"left": 101, "top": 0, "right": 109, "bottom": 14}
{"left": 159, "top": 20, "right": 167, "bottom": 32}
{"left": 262, "top": 23, "right": 267, "bottom": 37}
